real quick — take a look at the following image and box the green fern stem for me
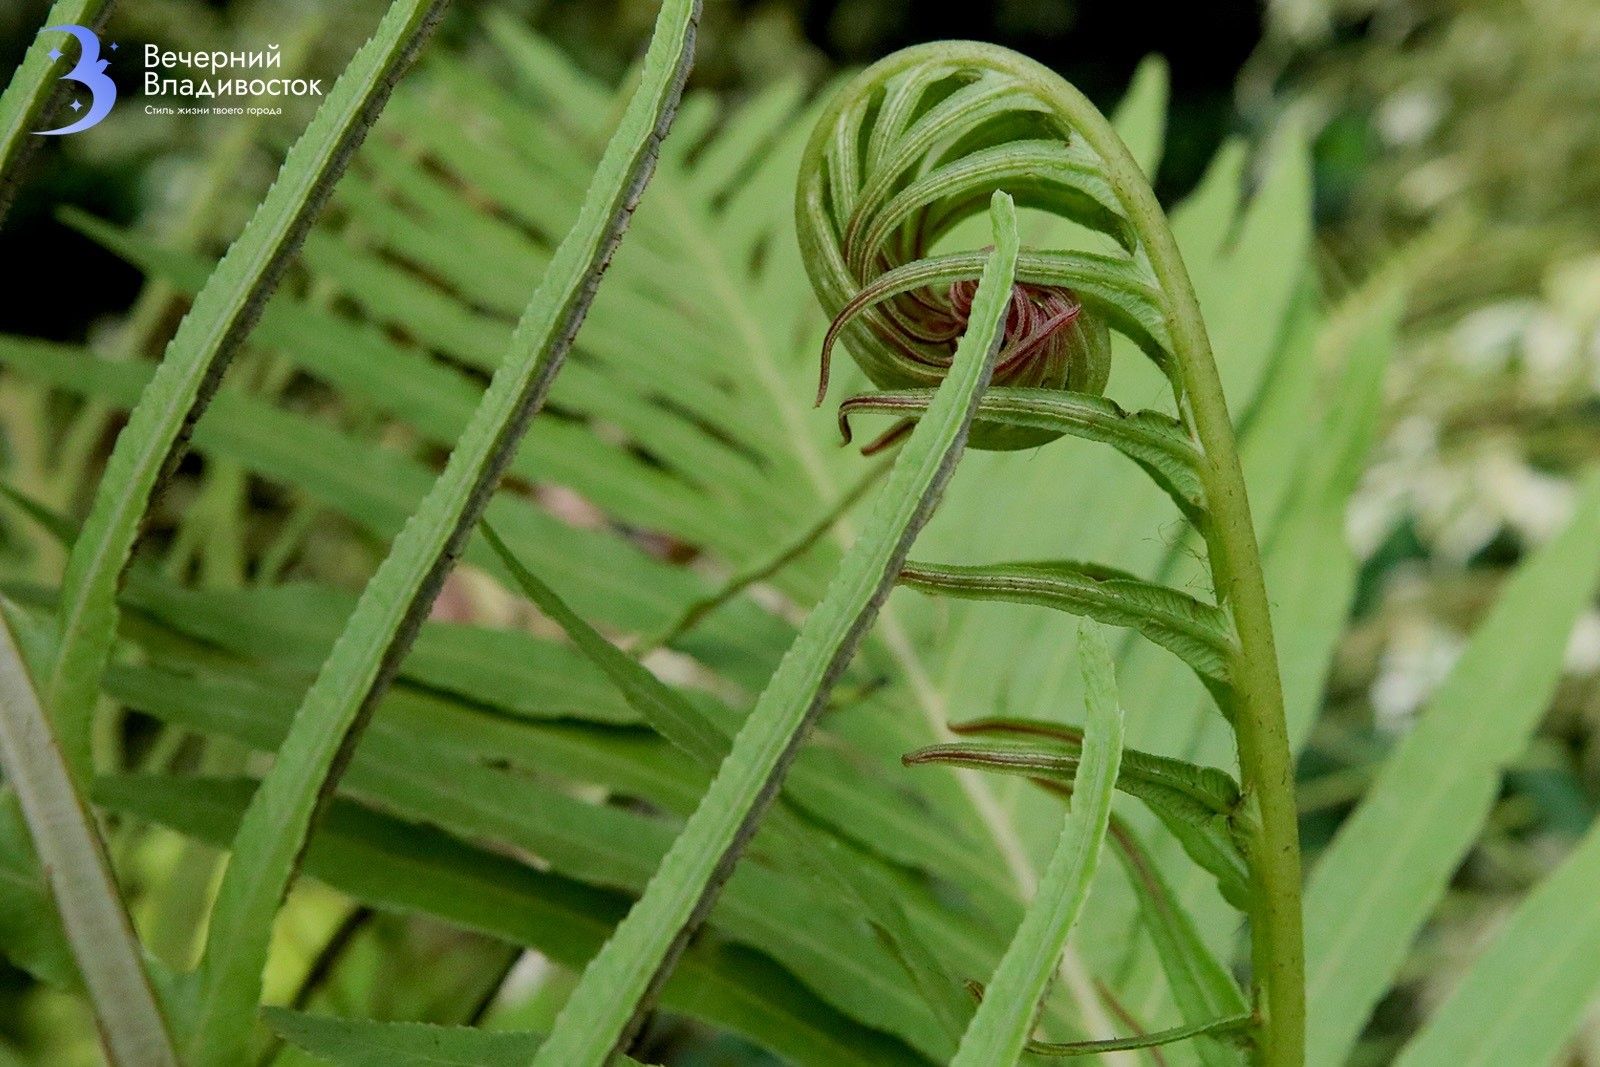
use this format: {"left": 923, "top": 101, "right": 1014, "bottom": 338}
{"left": 1053, "top": 68, "right": 1305, "bottom": 1065}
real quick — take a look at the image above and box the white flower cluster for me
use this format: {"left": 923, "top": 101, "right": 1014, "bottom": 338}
{"left": 1349, "top": 254, "right": 1600, "bottom": 563}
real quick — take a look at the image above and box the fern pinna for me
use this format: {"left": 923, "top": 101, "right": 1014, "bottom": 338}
{"left": 797, "top": 43, "right": 1304, "bottom": 1065}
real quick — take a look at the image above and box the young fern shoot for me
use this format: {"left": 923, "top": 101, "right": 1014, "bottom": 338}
{"left": 796, "top": 42, "right": 1303, "bottom": 1065}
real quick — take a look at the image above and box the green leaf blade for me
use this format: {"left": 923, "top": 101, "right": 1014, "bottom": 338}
{"left": 905, "top": 736, "right": 1248, "bottom": 908}
{"left": 265, "top": 1010, "right": 649, "bottom": 1067}
{"left": 841, "top": 388, "right": 1205, "bottom": 519}
{"left": 267, "top": 1011, "right": 545, "bottom": 1067}
{"left": 480, "top": 525, "right": 726, "bottom": 765}
{"left": 1027, "top": 1013, "right": 1251, "bottom": 1058}
{"left": 1393, "top": 818, "right": 1600, "bottom": 1067}
{"left": 0, "top": 603, "right": 177, "bottom": 1064}
{"left": 898, "top": 559, "right": 1234, "bottom": 691}
{"left": 1304, "top": 469, "right": 1600, "bottom": 1067}
{"left": 1109, "top": 818, "right": 1248, "bottom": 1066}
{"left": 950, "top": 623, "right": 1125, "bottom": 1066}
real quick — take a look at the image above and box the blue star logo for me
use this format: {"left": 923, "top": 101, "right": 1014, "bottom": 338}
{"left": 35, "top": 25, "right": 117, "bottom": 135}
{"left": 109, "top": 42, "right": 118, "bottom": 50}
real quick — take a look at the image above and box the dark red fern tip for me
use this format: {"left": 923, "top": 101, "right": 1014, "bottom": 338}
{"left": 900, "top": 744, "right": 946, "bottom": 767}
{"left": 914, "top": 278, "right": 1085, "bottom": 380}
{"left": 837, "top": 393, "right": 925, "bottom": 447}
{"left": 859, "top": 419, "right": 913, "bottom": 455}
{"left": 816, "top": 312, "right": 844, "bottom": 406}
{"left": 996, "top": 299, "right": 1081, "bottom": 376}
{"left": 835, "top": 396, "right": 874, "bottom": 446}
{"left": 817, "top": 274, "right": 1084, "bottom": 407}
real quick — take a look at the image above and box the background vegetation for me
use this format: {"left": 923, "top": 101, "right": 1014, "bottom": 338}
{"left": 1, "top": 0, "right": 1598, "bottom": 1063}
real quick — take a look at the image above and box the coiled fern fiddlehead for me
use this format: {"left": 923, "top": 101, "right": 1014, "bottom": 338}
{"left": 797, "top": 43, "right": 1304, "bottom": 1065}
